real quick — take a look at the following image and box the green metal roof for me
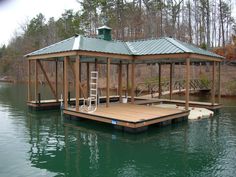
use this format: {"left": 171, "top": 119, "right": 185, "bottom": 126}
{"left": 126, "top": 37, "right": 223, "bottom": 59}
{"left": 25, "top": 36, "right": 224, "bottom": 59}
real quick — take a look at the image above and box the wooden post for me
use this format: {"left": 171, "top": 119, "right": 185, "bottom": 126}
{"left": 131, "top": 60, "right": 135, "bottom": 104}
{"left": 218, "top": 62, "right": 221, "bottom": 103}
{"left": 126, "top": 64, "right": 129, "bottom": 97}
{"left": 75, "top": 56, "right": 80, "bottom": 111}
{"left": 185, "top": 58, "right": 190, "bottom": 110}
{"left": 62, "top": 61, "right": 64, "bottom": 101}
{"left": 64, "top": 57, "right": 69, "bottom": 109}
{"left": 211, "top": 61, "right": 216, "bottom": 105}
{"left": 118, "top": 61, "right": 123, "bottom": 102}
{"left": 158, "top": 63, "right": 162, "bottom": 99}
{"left": 87, "top": 63, "right": 90, "bottom": 97}
{"left": 55, "top": 60, "right": 58, "bottom": 101}
{"left": 106, "top": 58, "right": 110, "bottom": 107}
{"left": 35, "top": 60, "right": 38, "bottom": 103}
{"left": 79, "top": 62, "right": 82, "bottom": 98}
{"left": 28, "top": 60, "right": 31, "bottom": 102}
{"left": 169, "top": 63, "right": 173, "bottom": 100}
{"left": 95, "top": 58, "right": 98, "bottom": 71}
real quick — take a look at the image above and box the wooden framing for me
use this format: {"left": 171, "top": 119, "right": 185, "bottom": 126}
{"left": 218, "top": 62, "right": 221, "bottom": 103}
{"left": 55, "top": 60, "right": 58, "bottom": 101}
{"left": 95, "top": 58, "right": 98, "bottom": 71}
{"left": 158, "top": 63, "right": 162, "bottom": 99}
{"left": 62, "top": 61, "right": 65, "bottom": 100}
{"left": 185, "top": 58, "right": 190, "bottom": 110}
{"left": 118, "top": 61, "right": 123, "bottom": 102}
{"left": 126, "top": 64, "right": 129, "bottom": 97}
{"left": 64, "top": 57, "right": 69, "bottom": 109}
{"left": 75, "top": 56, "right": 80, "bottom": 111}
{"left": 79, "top": 62, "right": 82, "bottom": 97}
{"left": 189, "top": 54, "right": 222, "bottom": 62}
{"left": 131, "top": 60, "right": 135, "bottom": 104}
{"left": 169, "top": 63, "right": 173, "bottom": 100}
{"left": 38, "top": 60, "right": 57, "bottom": 99}
{"left": 27, "top": 50, "right": 221, "bottom": 62}
{"left": 28, "top": 60, "right": 31, "bottom": 102}
{"left": 211, "top": 61, "right": 216, "bottom": 105}
{"left": 27, "top": 51, "right": 77, "bottom": 60}
{"left": 87, "top": 63, "right": 90, "bottom": 97}
{"left": 106, "top": 58, "right": 111, "bottom": 107}
{"left": 134, "top": 53, "right": 222, "bottom": 62}
{"left": 35, "top": 60, "right": 38, "bottom": 102}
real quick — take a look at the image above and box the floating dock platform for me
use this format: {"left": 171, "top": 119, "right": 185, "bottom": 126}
{"left": 64, "top": 103, "right": 189, "bottom": 132}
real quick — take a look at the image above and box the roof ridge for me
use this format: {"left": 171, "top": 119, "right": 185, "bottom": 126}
{"left": 124, "top": 42, "right": 135, "bottom": 55}
{"left": 165, "top": 37, "right": 193, "bottom": 53}
{"left": 72, "top": 35, "right": 81, "bottom": 50}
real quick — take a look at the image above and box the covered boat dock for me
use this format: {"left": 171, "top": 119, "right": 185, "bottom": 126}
{"left": 25, "top": 26, "right": 223, "bottom": 131}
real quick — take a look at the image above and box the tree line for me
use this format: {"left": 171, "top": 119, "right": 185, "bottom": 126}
{"left": 0, "top": 0, "right": 235, "bottom": 81}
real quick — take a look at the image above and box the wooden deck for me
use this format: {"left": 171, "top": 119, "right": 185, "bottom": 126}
{"left": 64, "top": 103, "right": 189, "bottom": 131}
{"left": 160, "top": 99, "right": 222, "bottom": 110}
{"left": 27, "top": 96, "right": 120, "bottom": 110}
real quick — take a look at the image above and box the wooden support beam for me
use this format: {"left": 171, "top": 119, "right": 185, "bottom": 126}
{"left": 35, "top": 60, "right": 38, "bottom": 102}
{"left": 64, "top": 57, "right": 69, "bottom": 109}
{"left": 211, "top": 61, "right": 216, "bottom": 105}
{"left": 75, "top": 56, "right": 80, "bottom": 111}
{"left": 79, "top": 62, "right": 82, "bottom": 97}
{"left": 218, "top": 62, "right": 221, "bottom": 103}
{"left": 126, "top": 64, "right": 129, "bottom": 97}
{"left": 38, "top": 60, "right": 57, "bottom": 99}
{"left": 55, "top": 60, "right": 58, "bottom": 101}
{"left": 28, "top": 60, "right": 31, "bottom": 102}
{"left": 106, "top": 58, "right": 111, "bottom": 107}
{"left": 131, "top": 60, "right": 135, "bottom": 104}
{"left": 68, "top": 60, "right": 86, "bottom": 98}
{"left": 185, "top": 58, "right": 190, "bottom": 110}
{"left": 95, "top": 58, "right": 98, "bottom": 71}
{"left": 158, "top": 63, "right": 162, "bottom": 99}
{"left": 118, "top": 61, "right": 123, "bottom": 102}
{"left": 169, "top": 63, "right": 173, "bottom": 100}
{"left": 87, "top": 63, "right": 90, "bottom": 97}
{"left": 62, "top": 61, "right": 64, "bottom": 99}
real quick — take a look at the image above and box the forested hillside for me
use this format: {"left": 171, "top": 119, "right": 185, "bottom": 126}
{"left": 0, "top": 0, "right": 235, "bottom": 81}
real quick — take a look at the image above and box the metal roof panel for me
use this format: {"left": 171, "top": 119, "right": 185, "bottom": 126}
{"left": 25, "top": 36, "right": 223, "bottom": 59}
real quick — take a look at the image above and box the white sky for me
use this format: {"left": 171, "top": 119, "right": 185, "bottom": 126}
{"left": 0, "top": 0, "right": 236, "bottom": 46}
{"left": 0, "top": 0, "right": 81, "bottom": 46}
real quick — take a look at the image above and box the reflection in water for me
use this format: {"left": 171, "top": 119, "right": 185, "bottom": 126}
{"left": 0, "top": 83, "right": 236, "bottom": 177}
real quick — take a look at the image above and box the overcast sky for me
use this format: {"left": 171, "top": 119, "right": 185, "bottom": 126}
{"left": 0, "top": 0, "right": 80, "bottom": 45}
{"left": 0, "top": 0, "right": 236, "bottom": 46}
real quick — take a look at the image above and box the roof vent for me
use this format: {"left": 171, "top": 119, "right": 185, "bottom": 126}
{"left": 97, "top": 25, "right": 112, "bottom": 41}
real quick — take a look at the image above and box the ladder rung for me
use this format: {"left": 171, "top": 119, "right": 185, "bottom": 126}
{"left": 91, "top": 77, "right": 97, "bottom": 79}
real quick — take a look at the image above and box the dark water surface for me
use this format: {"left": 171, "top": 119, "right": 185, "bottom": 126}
{"left": 0, "top": 83, "right": 236, "bottom": 177}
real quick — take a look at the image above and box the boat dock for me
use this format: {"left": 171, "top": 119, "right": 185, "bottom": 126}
{"left": 25, "top": 26, "right": 223, "bottom": 132}
{"left": 64, "top": 103, "right": 189, "bottom": 132}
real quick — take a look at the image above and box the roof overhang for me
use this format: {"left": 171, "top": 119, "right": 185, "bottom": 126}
{"left": 25, "top": 50, "right": 223, "bottom": 63}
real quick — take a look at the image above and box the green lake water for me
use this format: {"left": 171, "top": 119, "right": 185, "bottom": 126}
{"left": 0, "top": 83, "right": 236, "bottom": 177}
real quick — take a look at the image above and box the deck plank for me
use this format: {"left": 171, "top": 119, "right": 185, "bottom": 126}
{"left": 67, "top": 103, "right": 185, "bottom": 123}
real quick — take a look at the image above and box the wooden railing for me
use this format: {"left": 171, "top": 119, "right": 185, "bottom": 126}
{"left": 136, "top": 79, "right": 211, "bottom": 97}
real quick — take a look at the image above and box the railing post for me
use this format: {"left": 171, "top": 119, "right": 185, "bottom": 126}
{"left": 38, "top": 93, "right": 41, "bottom": 104}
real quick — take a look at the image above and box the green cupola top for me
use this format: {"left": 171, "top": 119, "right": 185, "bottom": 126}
{"left": 97, "top": 25, "right": 112, "bottom": 41}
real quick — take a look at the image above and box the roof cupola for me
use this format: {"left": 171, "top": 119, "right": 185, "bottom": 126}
{"left": 97, "top": 25, "right": 112, "bottom": 41}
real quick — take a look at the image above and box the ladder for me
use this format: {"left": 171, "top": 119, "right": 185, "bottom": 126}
{"left": 80, "top": 71, "right": 98, "bottom": 113}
